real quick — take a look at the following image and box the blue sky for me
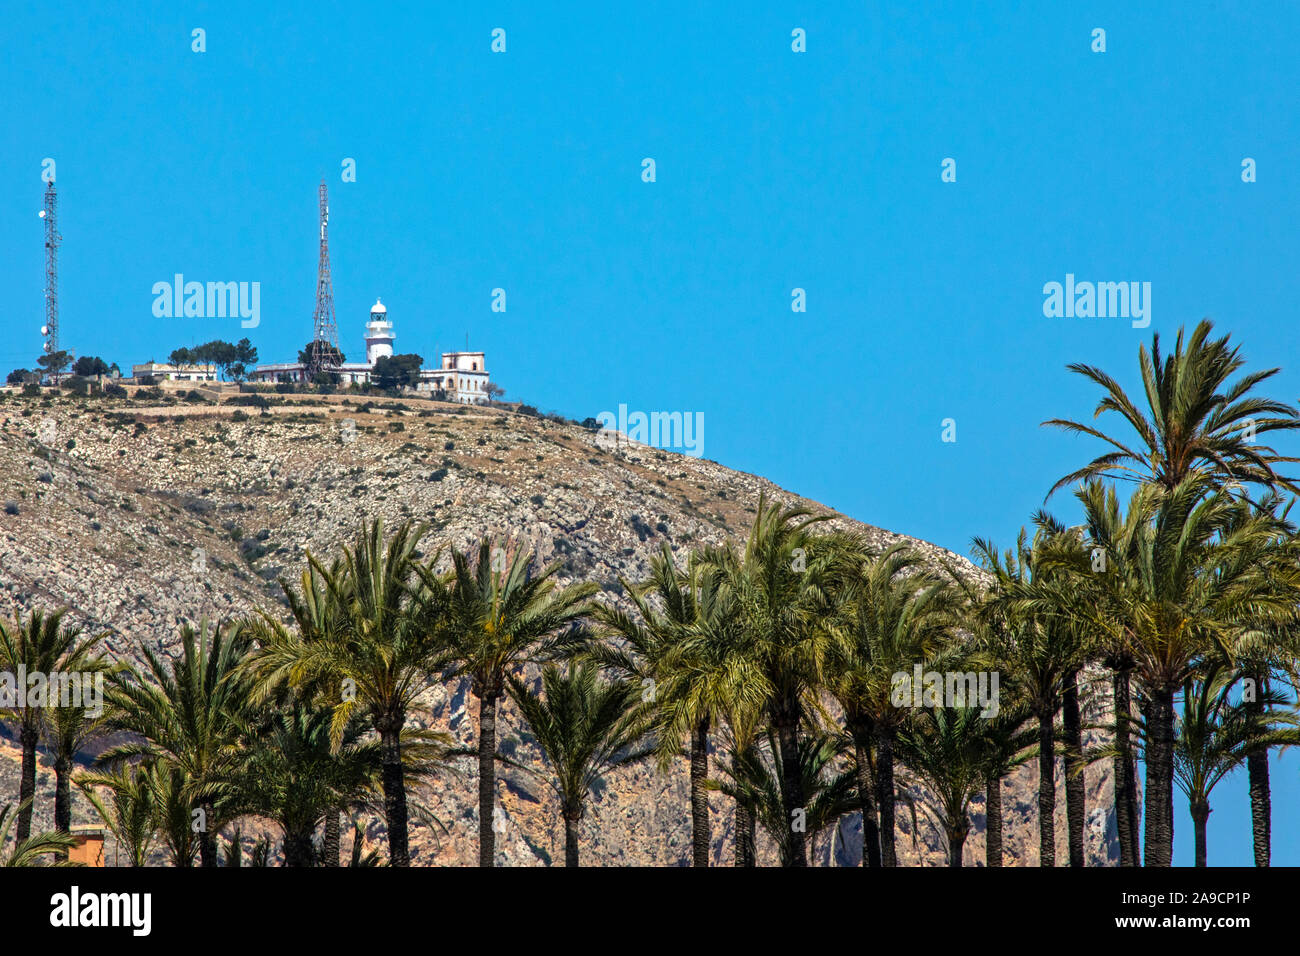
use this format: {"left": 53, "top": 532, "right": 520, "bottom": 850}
{"left": 3, "top": 1, "right": 1298, "bottom": 865}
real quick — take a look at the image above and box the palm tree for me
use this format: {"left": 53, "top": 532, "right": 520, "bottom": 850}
{"left": 229, "top": 705, "right": 357, "bottom": 866}
{"left": 1059, "top": 666, "right": 1088, "bottom": 867}
{"left": 1107, "top": 652, "right": 1143, "bottom": 866}
{"left": 100, "top": 619, "right": 253, "bottom": 867}
{"left": 41, "top": 645, "right": 112, "bottom": 848}
{"left": 1043, "top": 318, "right": 1300, "bottom": 499}
{"left": 706, "top": 494, "right": 851, "bottom": 867}
{"left": 147, "top": 763, "right": 200, "bottom": 867}
{"left": 249, "top": 555, "right": 351, "bottom": 864}
{"left": 648, "top": 540, "right": 773, "bottom": 867}
{"left": 347, "top": 821, "right": 383, "bottom": 867}
{"left": 224, "top": 702, "right": 453, "bottom": 866}
{"left": 592, "top": 542, "right": 750, "bottom": 867}
{"left": 895, "top": 706, "right": 993, "bottom": 866}
{"left": 973, "top": 698, "right": 1037, "bottom": 867}
{"left": 715, "top": 684, "right": 768, "bottom": 866}
{"left": 75, "top": 763, "right": 156, "bottom": 867}
{"left": 505, "top": 660, "right": 651, "bottom": 866}
{"left": 1233, "top": 635, "right": 1296, "bottom": 867}
{"left": 0, "top": 799, "right": 78, "bottom": 866}
{"left": 1063, "top": 475, "right": 1300, "bottom": 866}
{"left": 244, "top": 519, "right": 448, "bottom": 866}
{"left": 967, "top": 526, "right": 1091, "bottom": 867}
{"left": 220, "top": 826, "right": 274, "bottom": 867}
{"left": 1219, "top": 492, "right": 1300, "bottom": 867}
{"left": 1046, "top": 319, "right": 1300, "bottom": 867}
{"left": 432, "top": 536, "right": 598, "bottom": 867}
{"left": 828, "top": 541, "right": 957, "bottom": 867}
{"left": 1173, "top": 662, "right": 1300, "bottom": 866}
{"left": 712, "top": 729, "right": 856, "bottom": 867}
{"left": 0, "top": 607, "right": 99, "bottom": 843}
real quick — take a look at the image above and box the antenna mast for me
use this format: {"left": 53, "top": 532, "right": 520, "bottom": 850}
{"left": 41, "top": 181, "right": 60, "bottom": 361}
{"left": 307, "top": 180, "right": 340, "bottom": 376}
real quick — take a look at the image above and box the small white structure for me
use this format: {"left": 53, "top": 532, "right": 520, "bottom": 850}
{"left": 419, "top": 352, "right": 488, "bottom": 404}
{"left": 131, "top": 362, "right": 217, "bottom": 383}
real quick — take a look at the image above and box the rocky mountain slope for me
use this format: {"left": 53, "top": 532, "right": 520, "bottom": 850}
{"left": 0, "top": 386, "right": 1123, "bottom": 866}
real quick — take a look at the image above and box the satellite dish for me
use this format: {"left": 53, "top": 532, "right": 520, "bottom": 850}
{"left": 38, "top": 210, "right": 46, "bottom": 218}
{"left": 40, "top": 325, "right": 49, "bottom": 336}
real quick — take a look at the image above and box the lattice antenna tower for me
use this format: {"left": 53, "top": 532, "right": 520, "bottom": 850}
{"left": 40, "top": 180, "right": 60, "bottom": 358}
{"left": 307, "top": 180, "right": 340, "bottom": 374}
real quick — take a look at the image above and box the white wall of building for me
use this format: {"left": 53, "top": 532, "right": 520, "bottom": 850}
{"left": 130, "top": 363, "right": 217, "bottom": 382}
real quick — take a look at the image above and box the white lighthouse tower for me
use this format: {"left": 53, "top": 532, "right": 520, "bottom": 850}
{"left": 364, "top": 298, "right": 395, "bottom": 365}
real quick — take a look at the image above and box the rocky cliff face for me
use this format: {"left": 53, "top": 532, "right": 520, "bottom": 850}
{"left": 0, "top": 388, "right": 1123, "bottom": 865}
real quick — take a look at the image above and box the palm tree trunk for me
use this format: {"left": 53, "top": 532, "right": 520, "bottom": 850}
{"left": 985, "top": 771, "right": 1002, "bottom": 868}
{"left": 323, "top": 809, "right": 340, "bottom": 867}
{"left": 1037, "top": 706, "right": 1056, "bottom": 866}
{"left": 1191, "top": 801, "right": 1209, "bottom": 868}
{"left": 734, "top": 802, "right": 756, "bottom": 866}
{"left": 53, "top": 754, "right": 71, "bottom": 860}
{"left": 379, "top": 724, "right": 410, "bottom": 867}
{"left": 53, "top": 756, "right": 72, "bottom": 831}
{"left": 478, "top": 691, "right": 498, "bottom": 867}
{"left": 564, "top": 806, "right": 581, "bottom": 867}
{"left": 690, "top": 716, "right": 710, "bottom": 867}
{"left": 1141, "top": 687, "right": 1175, "bottom": 867}
{"left": 947, "top": 825, "right": 965, "bottom": 867}
{"left": 875, "top": 724, "right": 898, "bottom": 867}
{"left": 16, "top": 722, "right": 38, "bottom": 843}
{"left": 854, "top": 739, "right": 882, "bottom": 867}
{"left": 774, "top": 718, "right": 807, "bottom": 867}
{"left": 1245, "top": 671, "right": 1270, "bottom": 867}
{"left": 283, "top": 826, "right": 315, "bottom": 867}
{"left": 1062, "top": 669, "right": 1085, "bottom": 867}
{"left": 199, "top": 799, "right": 218, "bottom": 867}
{"left": 1112, "top": 669, "right": 1139, "bottom": 866}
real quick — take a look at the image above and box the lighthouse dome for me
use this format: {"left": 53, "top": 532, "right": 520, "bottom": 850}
{"left": 370, "top": 298, "right": 387, "bottom": 315}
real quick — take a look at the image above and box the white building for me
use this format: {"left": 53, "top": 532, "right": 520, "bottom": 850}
{"left": 420, "top": 352, "right": 488, "bottom": 404}
{"left": 131, "top": 362, "right": 218, "bottom": 382}
{"left": 250, "top": 299, "right": 489, "bottom": 402}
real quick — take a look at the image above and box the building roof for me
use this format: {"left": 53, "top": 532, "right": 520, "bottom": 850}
{"left": 131, "top": 362, "right": 217, "bottom": 372}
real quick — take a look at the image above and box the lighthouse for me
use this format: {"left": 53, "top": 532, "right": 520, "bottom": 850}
{"left": 364, "top": 298, "right": 395, "bottom": 365}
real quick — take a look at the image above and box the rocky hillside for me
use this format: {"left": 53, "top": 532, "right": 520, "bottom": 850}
{"left": 0, "top": 385, "right": 1124, "bottom": 866}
